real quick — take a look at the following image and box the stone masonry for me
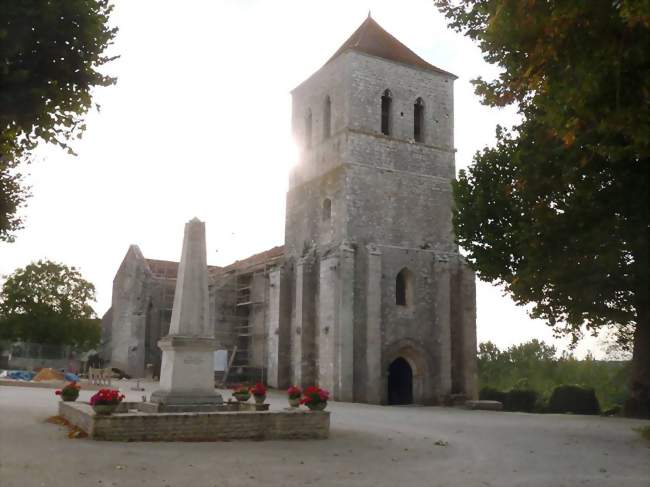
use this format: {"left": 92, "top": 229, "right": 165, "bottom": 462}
{"left": 59, "top": 401, "right": 329, "bottom": 441}
{"left": 150, "top": 218, "right": 223, "bottom": 409}
{"left": 101, "top": 16, "right": 478, "bottom": 405}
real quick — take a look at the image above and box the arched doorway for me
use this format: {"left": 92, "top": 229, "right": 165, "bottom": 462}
{"left": 388, "top": 357, "right": 413, "bottom": 405}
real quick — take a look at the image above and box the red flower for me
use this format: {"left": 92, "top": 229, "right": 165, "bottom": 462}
{"left": 55, "top": 390, "right": 62, "bottom": 395}
{"left": 301, "top": 385, "right": 329, "bottom": 405}
{"left": 90, "top": 388, "right": 125, "bottom": 406}
{"left": 250, "top": 382, "right": 267, "bottom": 397}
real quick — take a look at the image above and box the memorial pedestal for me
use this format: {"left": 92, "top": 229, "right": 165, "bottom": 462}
{"left": 150, "top": 336, "right": 222, "bottom": 410}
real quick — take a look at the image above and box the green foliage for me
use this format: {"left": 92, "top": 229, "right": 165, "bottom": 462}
{"left": 435, "top": 1, "right": 649, "bottom": 153}
{"left": 503, "top": 389, "right": 539, "bottom": 413}
{"left": 453, "top": 120, "right": 646, "bottom": 345}
{"left": 478, "top": 340, "right": 629, "bottom": 411}
{"left": 0, "top": 260, "right": 99, "bottom": 350}
{"left": 0, "top": 0, "right": 118, "bottom": 241}
{"left": 479, "top": 386, "right": 506, "bottom": 403}
{"left": 435, "top": 0, "right": 649, "bottom": 415}
{"left": 548, "top": 385, "right": 601, "bottom": 415}
{"left": 479, "top": 385, "right": 539, "bottom": 412}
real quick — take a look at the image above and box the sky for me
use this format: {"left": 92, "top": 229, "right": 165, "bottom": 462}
{"left": 0, "top": 0, "right": 606, "bottom": 357}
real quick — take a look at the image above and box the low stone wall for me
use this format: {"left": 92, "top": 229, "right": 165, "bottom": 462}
{"left": 60, "top": 401, "right": 95, "bottom": 433}
{"left": 59, "top": 401, "right": 329, "bottom": 441}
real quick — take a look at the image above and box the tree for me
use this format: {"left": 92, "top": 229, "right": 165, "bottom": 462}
{"left": 0, "top": 0, "right": 118, "bottom": 241}
{"left": 435, "top": 1, "right": 649, "bottom": 416}
{"left": 0, "top": 260, "right": 100, "bottom": 350}
{"left": 477, "top": 340, "right": 630, "bottom": 410}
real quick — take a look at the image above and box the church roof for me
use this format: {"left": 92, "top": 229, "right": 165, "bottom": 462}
{"left": 325, "top": 15, "right": 455, "bottom": 78}
{"left": 145, "top": 258, "right": 222, "bottom": 279}
{"left": 213, "top": 245, "right": 285, "bottom": 276}
{"left": 142, "top": 246, "right": 284, "bottom": 281}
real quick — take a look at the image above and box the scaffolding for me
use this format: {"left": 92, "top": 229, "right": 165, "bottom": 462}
{"left": 220, "top": 269, "right": 268, "bottom": 385}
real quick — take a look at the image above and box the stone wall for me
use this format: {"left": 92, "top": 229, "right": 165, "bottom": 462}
{"left": 59, "top": 402, "right": 329, "bottom": 441}
{"left": 109, "top": 246, "right": 151, "bottom": 377}
{"left": 108, "top": 247, "right": 176, "bottom": 378}
{"left": 266, "top": 265, "right": 292, "bottom": 388}
{"left": 348, "top": 52, "right": 455, "bottom": 149}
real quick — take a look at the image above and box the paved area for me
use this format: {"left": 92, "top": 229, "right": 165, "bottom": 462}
{"left": 1, "top": 382, "right": 648, "bottom": 487}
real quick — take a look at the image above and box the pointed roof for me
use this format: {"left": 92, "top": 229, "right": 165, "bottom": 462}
{"left": 325, "top": 15, "right": 455, "bottom": 78}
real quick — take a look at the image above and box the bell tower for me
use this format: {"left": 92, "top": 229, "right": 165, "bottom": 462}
{"left": 281, "top": 16, "right": 477, "bottom": 404}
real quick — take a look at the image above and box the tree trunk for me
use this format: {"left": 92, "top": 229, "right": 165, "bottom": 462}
{"left": 625, "top": 297, "right": 649, "bottom": 418}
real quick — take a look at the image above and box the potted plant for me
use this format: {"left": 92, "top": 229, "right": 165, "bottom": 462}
{"left": 90, "top": 388, "right": 125, "bottom": 415}
{"left": 250, "top": 382, "right": 267, "bottom": 405}
{"left": 301, "top": 386, "right": 329, "bottom": 411}
{"left": 287, "top": 385, "right": 302, "bottom": 408}
{"left": 55, "top": 382, "right": 80, "bottom": 402}
{"left": 232, "top": 385, "right": 250, "bottom": 402}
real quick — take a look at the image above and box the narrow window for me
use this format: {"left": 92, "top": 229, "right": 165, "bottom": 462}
{"left": 414, "top": 98, "right": 424, "bottom": 142}
{"left": 322, "top": 198, "right": 332, "bottom": 221}
{"left": 305, "top": 110, "right": 312, "bottom": 149}
{"left": 396, "top": 268, "right": 412, "bottom": 306}
{"left": 381, "top": 89, "right": 392, "bottom": 136}
{"left": 323, "top": 96, "right": 331, "bottom": 139}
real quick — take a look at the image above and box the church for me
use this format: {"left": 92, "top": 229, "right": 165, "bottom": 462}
{"left": 101, "top": 15, "right": 478, "bottom": 405}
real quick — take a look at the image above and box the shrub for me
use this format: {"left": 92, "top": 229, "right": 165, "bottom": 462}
{"left": 55, "top": 381, "right": 80, "bottom": 401}
{"left": 504, "top": 389, "right": 539, "bottom": 412}
{"left": 479, "top": 387, "right": 507, "bottom": 403}
{"left": 548, "top": 385, "right": 600, "bottom": 415}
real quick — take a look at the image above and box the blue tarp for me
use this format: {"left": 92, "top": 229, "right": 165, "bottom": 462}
{"left": 64, "top": 372, "right": 80, "bottom": 382}
{"left": 6, "top": 370, "right": 35, "bottom": 381}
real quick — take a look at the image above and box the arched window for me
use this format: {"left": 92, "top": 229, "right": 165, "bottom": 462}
{"left": 381, "top": 89, "right": 392, "bottom": 136}
{"left": 323, "top": 96, "right": 331, "bottom": 139}
{"left": 414, "top": 98, "right": 424, "bottom": 142}
{"left": 322, "top": 198, "right": 332, "bottom": 221}
{"left": 396, "top": 268, "right": 413, "bottom": 306}
{"left": 305, "top": 109, "right": 312, "bottom": 149}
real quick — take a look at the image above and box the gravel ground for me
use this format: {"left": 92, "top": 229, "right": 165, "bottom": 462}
{"left": 0, "top": 381, "right": 648, "bottom": 487}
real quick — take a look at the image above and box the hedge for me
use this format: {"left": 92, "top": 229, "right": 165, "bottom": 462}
{"left": 548, "top": 385, "right": 600, "bottom": 415}
{"left": 480, "top": 387, "right": 538, "bottom": 412}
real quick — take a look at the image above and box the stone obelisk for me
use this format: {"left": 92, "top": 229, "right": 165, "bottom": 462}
{"left": 151, "top": 218, "right": 222, "bottom": 410}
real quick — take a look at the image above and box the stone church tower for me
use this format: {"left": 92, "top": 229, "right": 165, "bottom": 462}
{"left": 279, "top": 15, "right": 477, "bottom": 404}
{"left": 102, "top": 16, "right": 477, "bottom": 405}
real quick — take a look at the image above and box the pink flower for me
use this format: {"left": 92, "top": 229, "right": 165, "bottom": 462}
{"left": 287, "top": 386, "right": 302, "bottom": 399}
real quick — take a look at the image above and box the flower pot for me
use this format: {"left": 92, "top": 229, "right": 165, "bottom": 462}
{"left": 288, "top": 397, "right": 301, "bottom": 408}
{"left": 254, "top": 395, "right": 266, "bottom": 405}
{"left": 306, "top": 402, "right": 327, "bottom": 411}
{"left": 234, "top": 393, "right": 250, "bottom": 402}
{"left": 92, "top": 404, "right": 118, "bottom": 415}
